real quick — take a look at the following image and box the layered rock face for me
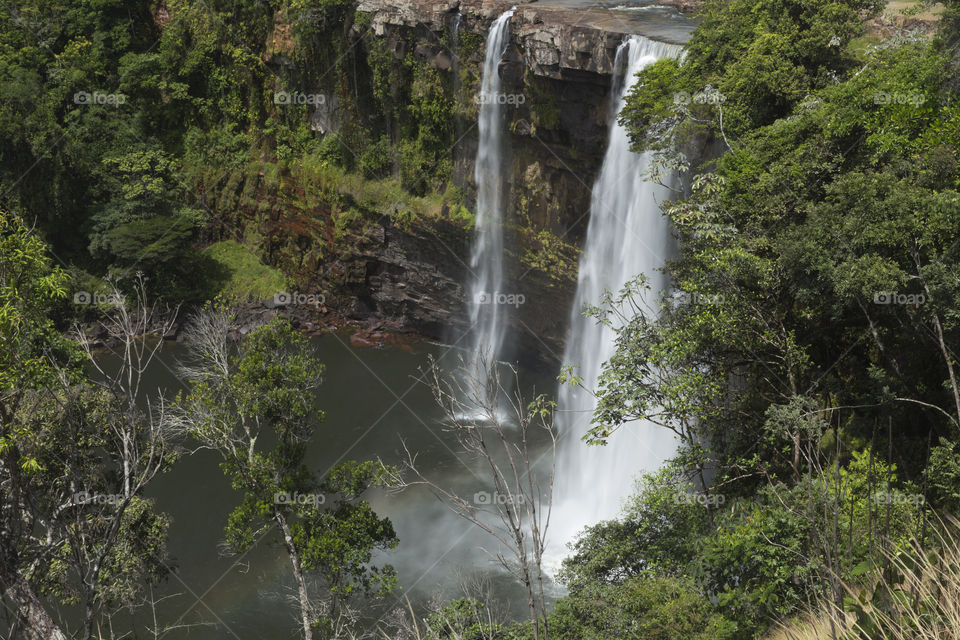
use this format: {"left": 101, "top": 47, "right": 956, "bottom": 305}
{"left": 355, "top": 0, "right": 633, "bottom": 230}
{"left": 320, "top": 208, "right": 573, "bottom": 369}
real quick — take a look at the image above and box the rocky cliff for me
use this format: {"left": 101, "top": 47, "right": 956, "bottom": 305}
{"left": 255, "top": 0, "right": 693, "bottom": 368}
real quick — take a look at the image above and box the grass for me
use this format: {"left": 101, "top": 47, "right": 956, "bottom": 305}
{"left": 769, "top": 519, "right": 960, "bottom": 640}
{"left": 848, "top": 33, "right": 886, "bottom": 55}
{"left": 288, "top": 155, "right": 473, "bottom": 228}
{"left": 203, "top": 240, "right": 288, "bottom": 302}
{"left": 766, "top": 611, "right": 855, "bottom": 640}
{"left": 885, "top": 0, "right": 944, "bottom": 21}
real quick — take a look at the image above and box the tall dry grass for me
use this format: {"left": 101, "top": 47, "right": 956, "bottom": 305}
{"left": 772, "top": 520, "right": 960, "bottom": 640}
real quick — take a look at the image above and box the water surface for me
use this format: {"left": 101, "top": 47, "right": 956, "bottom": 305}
{"left": 131, "top": 334, "right": 558, "bottom": 638}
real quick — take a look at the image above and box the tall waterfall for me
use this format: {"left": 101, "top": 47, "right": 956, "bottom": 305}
{"left": 550, "top": 35, "right": 684, "bottom": 561}
{"left": 466, "top": 8, "right": 515, "bottom": 379}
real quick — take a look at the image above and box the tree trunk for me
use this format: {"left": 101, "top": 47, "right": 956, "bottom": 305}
{"left": 0, "top": 563, "right": 70, "bottom": 640}
{"left": 276, "top": 513, "right": 313, "bottom": 640}
{"left": 518, "top": 555, "right": 539, "bottom": 640}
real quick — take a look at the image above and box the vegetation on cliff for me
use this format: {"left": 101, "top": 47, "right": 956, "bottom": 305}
{"left": 0, "top": 0, "right": 577, "bottom": 313}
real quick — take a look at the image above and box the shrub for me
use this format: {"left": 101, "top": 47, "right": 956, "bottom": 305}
{"left": 549, "top": 576, "right": 737, "bottom": 640}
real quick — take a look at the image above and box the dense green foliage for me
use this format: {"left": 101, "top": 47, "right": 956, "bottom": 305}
{"left": 620, "top": 0, "right": 884, "bottom": 150}
{"left": 547, "top": 0, "right": 960, "bottom": 637}
{"left": 549, "top": 576, "right": 736, "bottom": 640}
{"left": 0, "top": 211, "right": 398, "bottom": 638}
{"left": 615, "top": 13, "right": 960, "bottom": 480}
{"left": 0, "top": 0, "right": 478, "bottom": 304}
{"left": 0, "top": 212, "right": 173, "bottom": 639}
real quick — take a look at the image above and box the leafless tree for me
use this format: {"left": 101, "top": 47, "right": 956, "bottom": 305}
{"left": 0, "top": 273, "right": 179, "bottom": 640}
{"left": 70, "top": 273, "right": 180, "bottom": 639}
{"left": 383, "top": 354, "right": 556, "bottom": 640}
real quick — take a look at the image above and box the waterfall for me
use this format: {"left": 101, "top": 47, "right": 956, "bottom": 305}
{"left": 466, "top": 8, "right": 515, "bottom": 382}
{"left": 550, "top": 35, "right": 684, "bottom": 562}
{"left": 449, "top": 12, "right": 463, "bottom": 98}
{"left": 450, "top": 13, "right": 465, "bottom": 170}
{"left": 450, "top": 12, "right": 463, "bottom": 50}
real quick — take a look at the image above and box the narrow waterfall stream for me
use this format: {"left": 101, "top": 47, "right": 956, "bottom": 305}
{"left": 550, "top": 35, "right": 684, "bottom": 563}
{"left": 466, "top": 8, "right": 515, "bottom": 380}
{"left": 449, "top": 12, "right": 463, "bottom": 120}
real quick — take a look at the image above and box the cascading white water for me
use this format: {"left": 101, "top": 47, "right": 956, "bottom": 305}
{"left": 467, "top": 8, "right": 515, "bottom": 378}
{"left": 550, "top": 35, "right": 684, "bottom": 563}
{"left": 450, "top": 12, "right": 464, "bottom": 50}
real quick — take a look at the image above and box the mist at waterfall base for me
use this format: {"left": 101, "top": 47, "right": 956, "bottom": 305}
{"left": 465, "top": 8, "right": 515, "bottom": 384}
{"left": 548, "top": 36, "right": 684, "bottom": 567}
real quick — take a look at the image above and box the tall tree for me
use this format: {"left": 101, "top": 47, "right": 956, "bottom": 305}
{"left": 0, "top": 213, "right": 174, "bottom": 639}
{"left": 173, "top": 312, "right": 397, "bottom": 639}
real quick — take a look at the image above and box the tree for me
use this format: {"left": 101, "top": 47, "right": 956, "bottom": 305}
{"left": 70, "top": 274, "right": 179, "bottom": 638}
{"left": 597, "top": 35, "right": 960, "bottom": 484}
{"left": 0, "top": 210, "right": 74, "bottom": 638}
{"left": 173, "top": 311, "right": 397, "bottom": 640}
{"left": 619, "top": 0, "right": 884, "bottom": 153}
{"left": 383, "top": 573, "right": 508, "bottom": 640}
{"left": 548, "top": 575, "right": 736, "bottom": 640}
{"left": 572, "top": 33, "right": 959, "bottom": 633}
{"left": 0, "top": 213, "right": 174, "bottom": 639}
{"left": 558, "top": 462, "right": 711, "bottom": 593}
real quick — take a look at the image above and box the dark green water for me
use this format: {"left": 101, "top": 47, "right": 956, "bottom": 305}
{"left": 105, "top": 332, "right": 560, "bottom": 638}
